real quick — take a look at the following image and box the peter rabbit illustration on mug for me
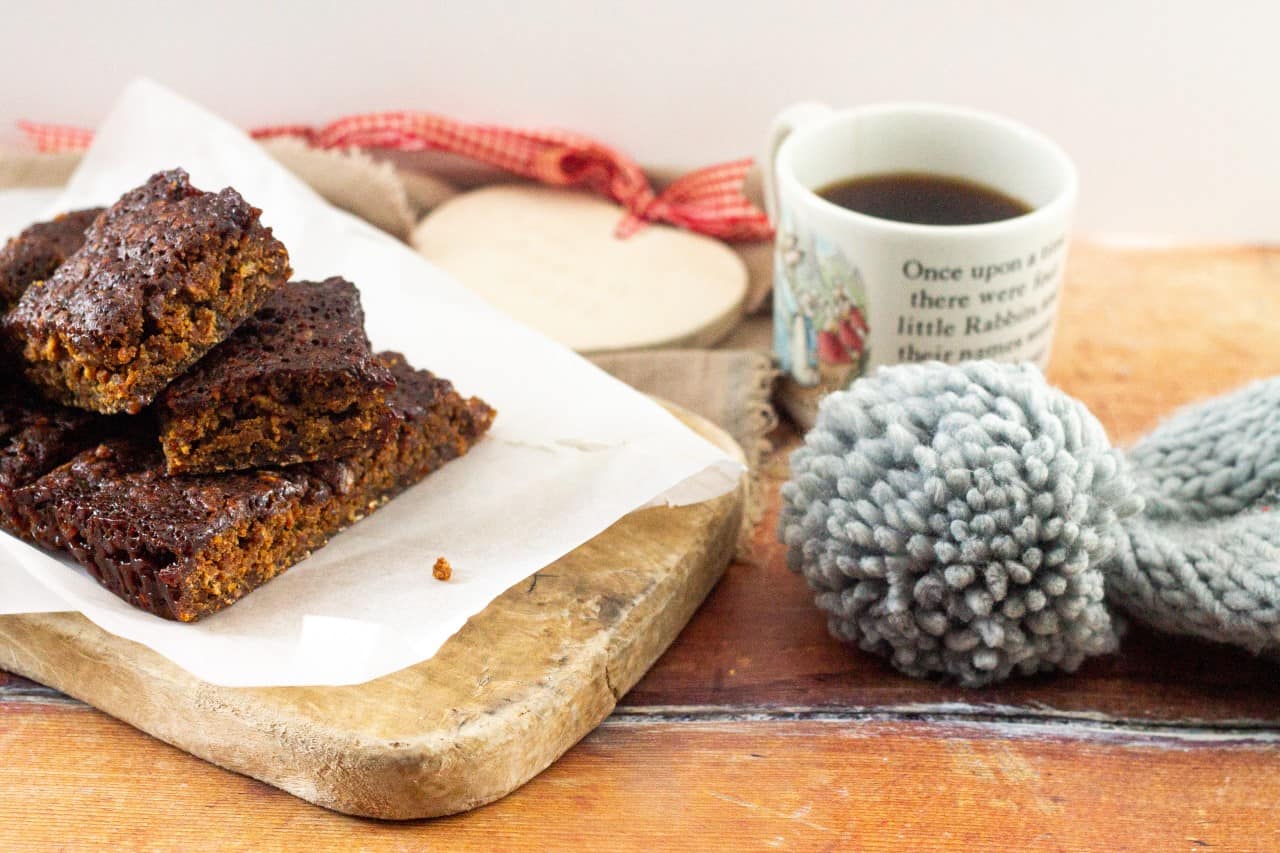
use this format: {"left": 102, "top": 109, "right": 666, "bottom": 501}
{"left": 772, "top": 224, "right": 869, "bottom": 391}
{"left": 764, "top": 102, "right": 1077, "bottom": 427}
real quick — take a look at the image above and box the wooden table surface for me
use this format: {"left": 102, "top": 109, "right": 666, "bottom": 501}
{"left": 6, "top": 243, "right": 1280, "bottom": 851}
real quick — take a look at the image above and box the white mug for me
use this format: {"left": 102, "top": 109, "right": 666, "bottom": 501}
{"left": 764, "top": 102, "right": 1077, "bottom": 425}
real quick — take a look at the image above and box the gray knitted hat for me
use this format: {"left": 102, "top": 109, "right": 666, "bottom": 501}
{"left": 779, "top": 361, "right": 1280, "bottom": 686}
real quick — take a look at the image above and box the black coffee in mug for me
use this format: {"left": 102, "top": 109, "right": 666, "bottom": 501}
{"left": 816, "top": 171, "right": 1032, "bottom": 226}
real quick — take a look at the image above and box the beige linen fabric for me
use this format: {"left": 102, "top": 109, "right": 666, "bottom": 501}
{"left": 0, "top": 150, "right": 80, "bottom": 187}
{"left": 261, "top": 138, "right": 421, "bottom": 239}
{"left": 0, "top": 144, "right": 455, "bottom": 242}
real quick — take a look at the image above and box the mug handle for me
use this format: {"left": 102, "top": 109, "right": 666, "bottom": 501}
{"left": 762, "top": 102, "right": 834, "bottom": 224}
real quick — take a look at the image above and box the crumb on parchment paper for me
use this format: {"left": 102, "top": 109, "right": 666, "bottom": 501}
{"left": 433, "top": 556, "right": 452, "bottom": 581}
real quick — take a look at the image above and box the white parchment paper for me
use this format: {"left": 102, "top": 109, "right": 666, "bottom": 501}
{"left": 0, "top": 80, "right": 742, "bottom": 687}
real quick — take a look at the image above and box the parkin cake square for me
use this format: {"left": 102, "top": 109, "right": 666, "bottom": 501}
{"left": 0, "top": 379, "right": 118, "bottom": 540}
{"left": 157, "top": 277, "right": 396, "bottom": 475}
{"left": 0, "top": 207, "right": 103, "bottom": 311}
{"left": 17, "top": 351, "right": 495, "bottom": 621}
{"left": 3, "top": 169, "right": 291, "bottom": 414}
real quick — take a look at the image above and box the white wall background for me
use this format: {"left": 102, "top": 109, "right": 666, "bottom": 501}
{"left": 1, "top": 0, "right": 1277, "bottom": 242}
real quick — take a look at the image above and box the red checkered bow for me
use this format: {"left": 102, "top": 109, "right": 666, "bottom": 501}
{"left": 19, "top": 113, "right": 774, "bottom": 242}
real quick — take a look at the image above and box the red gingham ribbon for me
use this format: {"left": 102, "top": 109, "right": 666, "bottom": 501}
{"left": 18, "top": 113, "right": 773, "bottom": 242}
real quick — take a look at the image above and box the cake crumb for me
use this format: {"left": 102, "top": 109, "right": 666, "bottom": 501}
{"left": 433, "top": 556, "right": 453, "bottom": 581}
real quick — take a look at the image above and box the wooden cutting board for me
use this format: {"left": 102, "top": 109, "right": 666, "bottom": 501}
{"left": 0, "top": 404, "right": 744, "bottom": 820}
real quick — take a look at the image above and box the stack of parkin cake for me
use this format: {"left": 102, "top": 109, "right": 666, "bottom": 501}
{"left": 0, "top": 169, "right": 495, "bottom": 622}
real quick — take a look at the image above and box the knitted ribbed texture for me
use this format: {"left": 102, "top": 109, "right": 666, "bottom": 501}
{"left": 780, "top": 362, "right": 1280, "bottom": 686}
{"left": 1127, "top": 377, "right": 1280, "bottom": 522}
{"left": 1109, "top": 377, "right": 1280, "bottom": 654}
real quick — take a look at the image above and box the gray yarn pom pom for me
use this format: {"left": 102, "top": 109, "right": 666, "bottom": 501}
{"left": 779, "top": 362, "right": 1145, "bottom": 686}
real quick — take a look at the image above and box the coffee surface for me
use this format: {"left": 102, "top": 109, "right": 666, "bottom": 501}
{"left": 816, "top": 172, "right": 1031, "bottom": 225}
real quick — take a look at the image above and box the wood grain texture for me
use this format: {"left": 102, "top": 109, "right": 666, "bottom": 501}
{"left": 6, "top": 242, "right": 1280, "bottom": 847}
{"left": 1049, "top": 242, "right": 1280, "bottom": 443}
{"left": 4, "top": 705, "right": 1278, "bottom": 851}
{"left": 0, "top": 407, "right": 744, "bottom": 820}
